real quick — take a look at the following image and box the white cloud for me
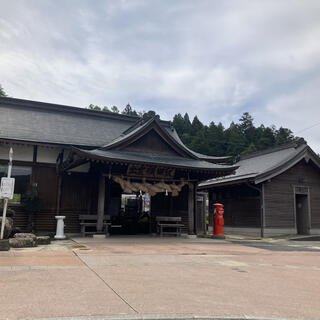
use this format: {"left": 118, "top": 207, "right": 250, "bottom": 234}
{"left": 0, "top": 0, "right": 320, "bottom": 152}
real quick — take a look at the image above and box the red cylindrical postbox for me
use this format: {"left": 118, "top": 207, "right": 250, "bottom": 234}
{"left": 213, "top": 203, "right": 224, "bottom": 236}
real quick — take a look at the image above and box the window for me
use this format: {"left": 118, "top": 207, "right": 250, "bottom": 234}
{"left": 0, "top": 166, "right": 31, "bottom": 204}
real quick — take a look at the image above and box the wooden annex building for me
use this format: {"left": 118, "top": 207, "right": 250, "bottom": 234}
{"left": 199, "top": 140, "right": 320, "bottom": 237}
{"left": 0, "top": 97, "right": 237, "bottom": 236}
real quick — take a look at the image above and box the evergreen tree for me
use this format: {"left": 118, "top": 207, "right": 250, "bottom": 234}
{"left": 275, "top": 127, "right": 294, "bottom": 145}
{"left": 88, "top": 104, "right": 101, "bottom": 111}
{"left": 122, "top": 103, "right": 138, "bottom": 116}
{"left": 0, "top": 84, "right": 7, "bottom": 97}
{"left": 86, "top": 101, "right": 299, "bottom": 158}
{"left": 172, "top": 113, "right": 185, "bottom": 136}
{"left": 225, "top": 122, "right": 247, "bottom": 156}
{"left": 111, "top": 106, "right": 119, "bottom": 113}
{"left": 102, "top": 106, "right": 111, "bottom": 112}
{"left": 191, "top": 116, "right": 203, "bottom": 132}
{"left": 142, "top": 110, "right": 159, "bottom": 120}
{"left": 189, "top": 127, "right": 210, "bottom": 155}
{"left": 257, "top": 126, "right": 276, "bottom": 150}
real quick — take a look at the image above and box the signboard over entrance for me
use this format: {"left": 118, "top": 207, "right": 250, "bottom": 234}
{"left": 0, "top": 177, "right": 15, "bottom": 199}
{"left": 127, "top": 164, "right": 175, "bottom": 179}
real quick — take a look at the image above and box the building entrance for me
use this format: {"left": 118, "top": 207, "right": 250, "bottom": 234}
{"left": 117, "top": 193, "right": 151, "bottom": 235}
{"left": 295, "top": 194, "right": 310, "bottom": 235}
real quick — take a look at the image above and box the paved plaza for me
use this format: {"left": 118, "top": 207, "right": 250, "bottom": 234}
{"left": 0, "top": 236, "right": 320, "bottom": 320}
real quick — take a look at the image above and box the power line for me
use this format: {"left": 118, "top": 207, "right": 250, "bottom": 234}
{"left": 295, "top": 122, "right": 320, "bottom": 134}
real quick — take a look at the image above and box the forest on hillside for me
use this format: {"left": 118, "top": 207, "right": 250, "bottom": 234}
{"left": 0, "top": 81, "right": 299, "bottom": 157}
{"left": 88, "top": 103, "right": 300, "bottom": 157}
{"left": 0, "top": 79, "right": 299, "bottom": 157}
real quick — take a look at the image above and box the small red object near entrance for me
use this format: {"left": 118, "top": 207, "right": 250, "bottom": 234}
{"left": 213, "top": 203, "right": 224, "bottom": 236}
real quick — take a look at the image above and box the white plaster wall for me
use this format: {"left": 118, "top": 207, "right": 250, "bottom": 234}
{"left": 0, "top": 144, "right": 33, "bottom": 162}
{"left": 37, "top": 146, "right": 61, "bottom": 164}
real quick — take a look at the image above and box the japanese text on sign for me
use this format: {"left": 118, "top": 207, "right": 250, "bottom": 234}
{"left": 0, "top": 177, "right": 15, "bottom": 199}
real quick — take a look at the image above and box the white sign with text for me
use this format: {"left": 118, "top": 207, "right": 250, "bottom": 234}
{"left": 0, "top": 177, "right": 15, "bottom": 199}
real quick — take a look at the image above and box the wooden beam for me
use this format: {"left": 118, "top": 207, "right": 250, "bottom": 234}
{"left": 97, "top": 175, "right": 106, "bottom": 232}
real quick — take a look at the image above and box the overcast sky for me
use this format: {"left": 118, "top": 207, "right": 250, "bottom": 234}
{"left": 1, "top": 0, "right": 320, "bottom": 152}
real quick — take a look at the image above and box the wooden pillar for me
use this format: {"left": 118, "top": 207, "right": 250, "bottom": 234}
{"left": 193, "top": 182, "right": 198, "bottom": 234}
{"left": 56, "top": 174, "right": 63, "bottom": 215}
{"left": 188, "top": 183, "right": 194, "bottom": 234}
{"left": 97, "top": 175, "right": 106, "bottom": 232}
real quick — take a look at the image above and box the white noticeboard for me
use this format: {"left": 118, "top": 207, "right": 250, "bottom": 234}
{"left": 0, "top": 177, "right": 15, "bottom": 200}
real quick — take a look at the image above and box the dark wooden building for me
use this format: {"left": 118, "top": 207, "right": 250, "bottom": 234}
{"left": 0, "top": 97, "right": 236, "bottom": 236}
{"left": 199, "top": 141, "right": 320, "bottom": 237}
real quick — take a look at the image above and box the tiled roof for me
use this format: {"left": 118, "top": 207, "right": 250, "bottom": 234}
{"left": 74, "top": 148, "right": 237, "bottom": 172}
{"left": 199, "top": 141, "right": 320, "bottom": 187}
{"left": 0, "top": 97, "right": 231, "bottom": 164}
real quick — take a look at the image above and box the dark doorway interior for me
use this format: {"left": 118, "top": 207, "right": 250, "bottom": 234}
{"left": 295, "top": 194, "right": 310, "bottom": 235}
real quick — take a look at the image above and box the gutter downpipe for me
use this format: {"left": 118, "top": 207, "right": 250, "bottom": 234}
{"left": 246, "top": 182, "right": 264, "bottom": 238}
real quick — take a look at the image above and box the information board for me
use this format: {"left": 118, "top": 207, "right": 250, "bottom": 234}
{"left": 0, "top": 177, "right": 15, "bottom": 200}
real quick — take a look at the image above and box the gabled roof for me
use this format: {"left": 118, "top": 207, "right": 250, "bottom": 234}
{"left": 199, "top": 140, "right": 320, "bottom": 188}
{"left": 0, "top": 97, "right": 231, "bottom": 164}
{"left": 167, "top": 129, "right": 232, "bottom": 163}
{"left": 100, "top": 116, "right": 199, "bottom": 159}
{"left": 70, "top": 116, "right": 238, "bottom": 174}
{"left": 0, "top": 97, "right": 138, "bottom": 147}
{"left": 72, "top": 147, "right": 237, "bottom": 173}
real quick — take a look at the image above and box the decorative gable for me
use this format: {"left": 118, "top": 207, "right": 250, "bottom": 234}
{"left": 101, "top": 117, "right": 198, "bottom": 160}
{"left": 116, "top": 129, "right": 182, "bottom": 157}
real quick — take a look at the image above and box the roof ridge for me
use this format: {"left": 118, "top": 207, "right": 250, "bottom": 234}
{"left": 0, "top": 96, "right": 140, "bottom": 122}
{"left": 239, "top": 139, "right": 306, "bottom": 161}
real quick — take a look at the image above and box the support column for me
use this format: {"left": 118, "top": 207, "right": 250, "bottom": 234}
{"left": 97, "top": 175, "right": 106, "bottom": 232}
{"left": 188, "top": 183, "right": 194, "bottom": 234}
{"left": 56, "top": 174, "right": 62, "bottom": 215}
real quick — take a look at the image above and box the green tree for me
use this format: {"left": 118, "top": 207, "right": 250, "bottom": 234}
{"left": 189, "top": 127, "right": 210, "bottom": 155}
{"left": 88, "top": 104, "right": 101, "bottom": 111}
{"left": 206, "top": 122, "right": 227, "bottom": 156}
{"left": 225, "top": 122, "right": 247, "bottom": 156}
{"left": 239, "top": 112, "right": 257, "bottom": 147}
{"left": 275, "top": 127, "right": 294, "bottom": 145}
{"left": 142, "top": 110, "right": 159, "bottom": 120}
{"left": 111, "top": 106, "right": 119, "bottom": 113}
{"left": 0, "top": 84, "right": 7, "bottom": 97}
{"left": 172, "top": 113, "right": 185, "bottom": 136}
{"left": 191, "top": 116, "right": 204, "bottom": 132}
{"left": 122, "top": 103, "right": 138, "bottom": 116}
{"left": 102, "top": 106, "right": 111, "bottom": 112}
{"left": 256, "top": 126, "right": 276, "bottom": 150}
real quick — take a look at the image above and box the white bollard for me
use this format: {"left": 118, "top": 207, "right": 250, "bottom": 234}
{"left": 54, "top": 216, "right": 66, "bottom": 239}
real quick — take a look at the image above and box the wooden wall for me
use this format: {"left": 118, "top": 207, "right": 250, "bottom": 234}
{"left": 33, "top": 167, "right": 97, "bottom": 233}
{"left": 150, "top": 185, "right": 190, "bottom": 233}
{"left": 264, "top": 160, "right": 320, "bottom": 229}
{"left": 209, "top": 185, "right": 260, "bottom": 228}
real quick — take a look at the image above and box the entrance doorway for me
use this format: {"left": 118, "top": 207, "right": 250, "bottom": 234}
{"left": 118, "top": 193, "right": 151, "bottom": 235}
{"left": 295, "top": 194, "right": 310, "bottom": 235}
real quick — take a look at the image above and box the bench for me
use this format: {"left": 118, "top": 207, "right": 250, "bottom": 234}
{"left": 79, "top": 215, "right": 111, "bottom": 237}
{"left": 156, "top": 216, "right": 184, "bottom": 237}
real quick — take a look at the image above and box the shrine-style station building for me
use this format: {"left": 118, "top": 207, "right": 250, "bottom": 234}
{"left": 0, "top": 97, "right": 237, "bottom": 236}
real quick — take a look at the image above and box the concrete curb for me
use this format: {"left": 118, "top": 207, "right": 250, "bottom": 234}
{"left": 31, "top": 314, "right": 307, "bottom": 320}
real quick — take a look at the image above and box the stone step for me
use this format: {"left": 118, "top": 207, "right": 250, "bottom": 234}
{"left": 36, "top": 236, "right": 51, "bottom": 245}
{"left": 9, "top": 237, "right": 37, "bottom": 248}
